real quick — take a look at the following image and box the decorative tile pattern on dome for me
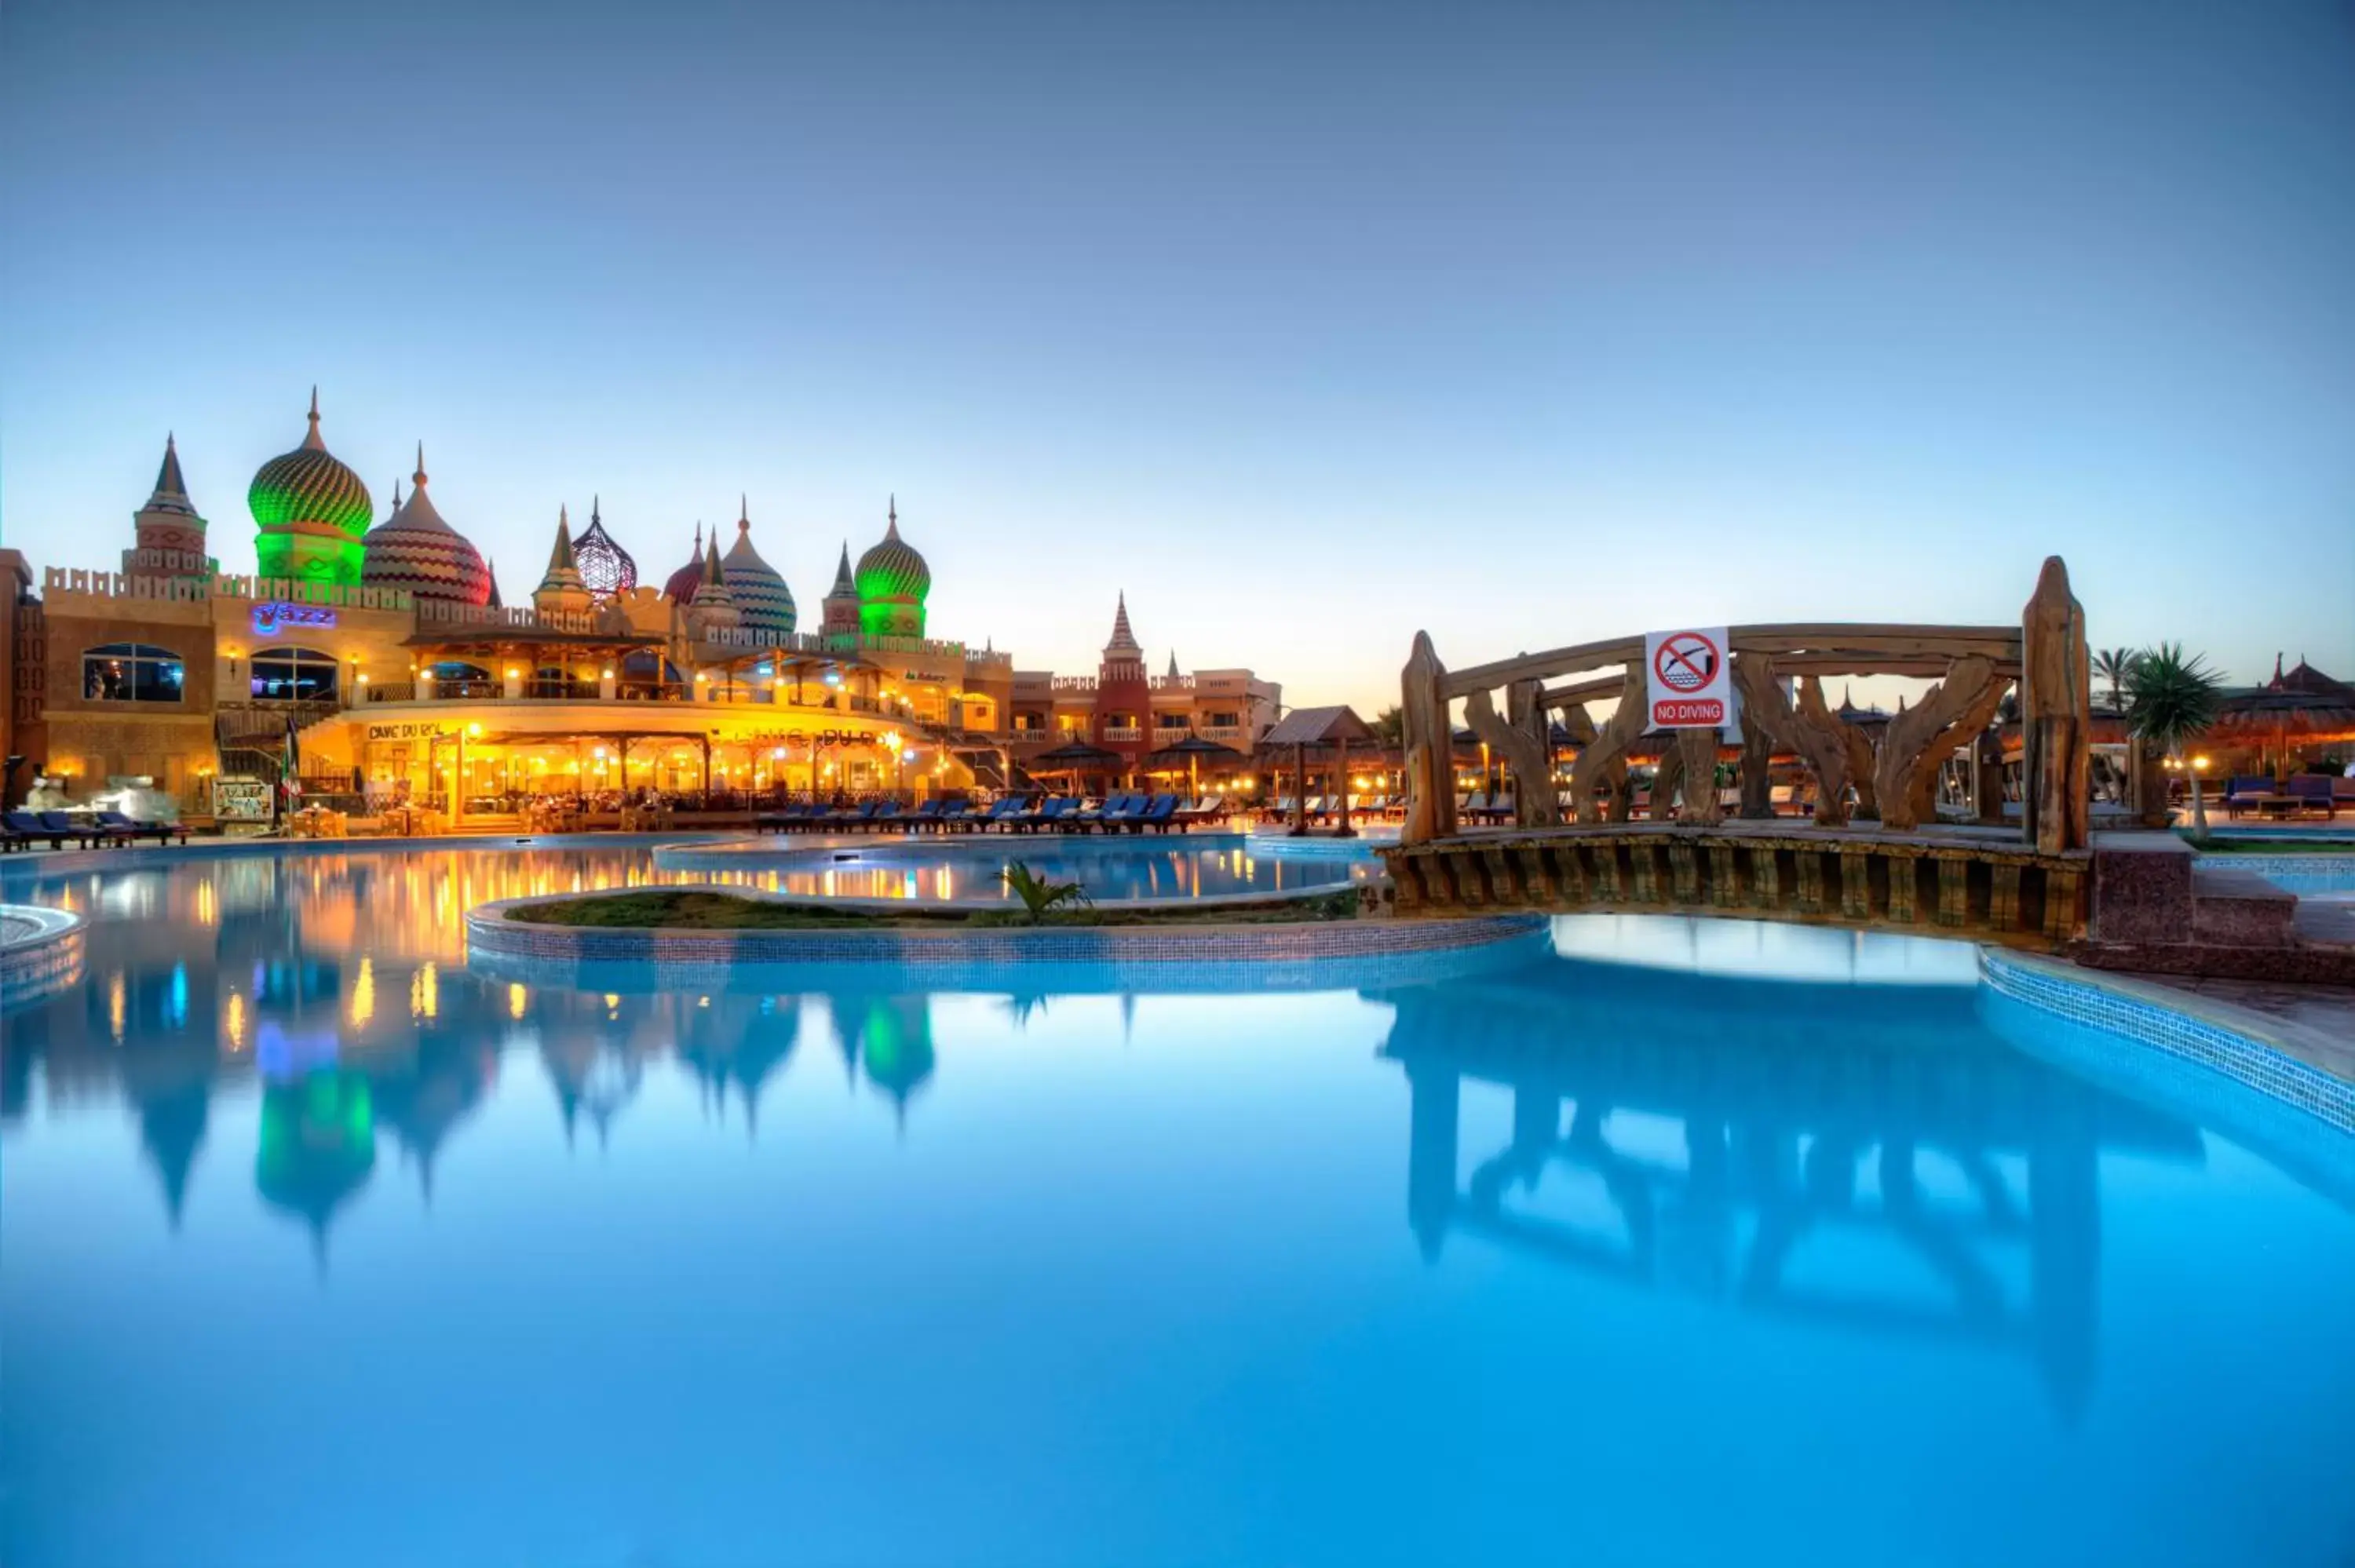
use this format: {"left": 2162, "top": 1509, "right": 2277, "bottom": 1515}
{"left": 721, "top": 510, "right": 795, "bottom": 637}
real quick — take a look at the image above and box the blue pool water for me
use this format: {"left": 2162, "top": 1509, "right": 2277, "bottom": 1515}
{"left": 649, "top": 831, "right": 1368, "bottom": 904}
{"left": 5, "top": 844, "right": 2355, "bottom": 1568}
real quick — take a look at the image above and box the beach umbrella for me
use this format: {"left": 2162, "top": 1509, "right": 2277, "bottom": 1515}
{"left": 2207, "top": 690, "right": 2355, "bottom": 772}
{"left": 1145, "top": 734, "right": 1244, "bottom": 796}
{"left": 1029, "top": 740, "right": 1121, "bottom": 789}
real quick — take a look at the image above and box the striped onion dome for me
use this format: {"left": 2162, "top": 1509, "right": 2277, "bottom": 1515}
{"left": 663, "top": 521, "right": 707, "bottom": 603}
{"left": 572, "top": 497, "right": 637, "bottom": 598}
{"left": 361, "top": 445, "right": 492, "bottom": 607}
{"left": 854, "top": 495, "right": 929, "bottom": 604}
{"left": 250, "top": 389, "right": 373, "bottom": 540}
{"left": 721, "top": 499, "right": 795, "bottom": 637}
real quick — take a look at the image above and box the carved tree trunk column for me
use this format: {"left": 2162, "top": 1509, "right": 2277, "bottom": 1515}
{"left": 1400, "top": 632, "right": 1456, "bottom": 845}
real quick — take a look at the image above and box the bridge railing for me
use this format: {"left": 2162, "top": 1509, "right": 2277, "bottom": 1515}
{"left": 1398, "top": 555, "right": 2091, "bottom": 853}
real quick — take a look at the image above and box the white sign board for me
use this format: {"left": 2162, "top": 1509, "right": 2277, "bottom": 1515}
{"left": 1644, "top": 627, "right": 1731, "bottom": 729}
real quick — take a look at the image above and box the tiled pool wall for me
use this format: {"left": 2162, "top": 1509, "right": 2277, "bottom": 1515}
{"left": 466, "top": 895, "right": 1547, "bottom": 992}
{"left": 2193, "top": 852, "right": 2355, "bottom": 897}
{"left": 1981, "top": 948, "right": 2355, "bottom": 1138}
{"left": 0, "top": 903, "right": 87, "bottom": 1008}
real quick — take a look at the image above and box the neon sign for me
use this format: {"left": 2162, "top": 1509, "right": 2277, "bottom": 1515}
{"left": 253, "top": 601, "right": 338, "bottom": 636}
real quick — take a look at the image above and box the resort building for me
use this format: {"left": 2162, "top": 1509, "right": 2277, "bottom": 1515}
{"left": 7, "top": 396, "right": 1281, "bottom": 820}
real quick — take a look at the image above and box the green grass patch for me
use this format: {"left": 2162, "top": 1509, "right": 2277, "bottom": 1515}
{"left": 2181, "top": 834, "right": 2355, "bottom": 855}
{"left": 506, "top": 886, "right": 1364, "bottom": 930}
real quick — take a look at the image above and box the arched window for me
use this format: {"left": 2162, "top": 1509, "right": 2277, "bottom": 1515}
{"left": 425, "top": 660, "right": 491, "bottom": 683}
{"left": 82, "top": 644, "right": 184, "bottom": 703}
{"left": 250, "top": 647, "right": 339, "bottom": 702}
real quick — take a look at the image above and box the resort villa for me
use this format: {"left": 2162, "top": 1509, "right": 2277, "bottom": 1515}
{"left": 0, "top": 397, "right": 1280, "bottom": 825}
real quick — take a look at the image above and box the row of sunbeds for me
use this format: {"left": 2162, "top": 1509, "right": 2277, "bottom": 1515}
{"left": 2, "top": 810, "right": 192, "bottom": 852}
{"left": 757, "top": 794, "right": 1229, "bottom": 836}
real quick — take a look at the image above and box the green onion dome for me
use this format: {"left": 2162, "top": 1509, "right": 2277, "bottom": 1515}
{"left": 854, "top": 497, "right": 929, "bottom": 605}
{"left": 249, "top": 392, "right": 373, "bottom": 540}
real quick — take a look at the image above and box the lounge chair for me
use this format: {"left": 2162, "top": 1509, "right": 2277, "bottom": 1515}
{"left": 2287, "top": 775, "right": 2339, "bottom": 818}
{"left": 2221, "top": 776, "right": 2274, "bottom": 819}
{"left": 1013, "top": 797, "right": 1070, "bottom": 833}
{"left": 938, "top": 800, "right": 977, "bottom": 833}
{"left": 1171, "top": 796, "right": 1222, "bottom": 828}
{"left": 902, "top": 799, "right": 946, "bottom": 833}
{"left": 1096, "top": 794, "right": 1148, "bottom": 833}
{"left": 2, "top": 810, "right": 53, "bottom": 851}
{"left": 96, "top": 810, "right": 189, "bottom": 845}
{"left": 980, "top": 795, "right": 1032, "bottom": 831}
{"left": 38, "top": 811, "right": 105, "bottom": 848}
{"left": 1136, "top": 794, "right": 1181, "bottom": 833}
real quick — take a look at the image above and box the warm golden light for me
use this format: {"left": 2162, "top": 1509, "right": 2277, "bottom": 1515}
{"left": 509, "top": 983, "right": 528, "bottom": 1020}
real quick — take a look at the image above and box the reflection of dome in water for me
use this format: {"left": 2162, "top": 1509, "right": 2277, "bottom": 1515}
{"left": 255, "top": 1070, "right": 376, "bottom": 1257}
{"left": 834, "top": 993, "right": 935, "bottom": 1122}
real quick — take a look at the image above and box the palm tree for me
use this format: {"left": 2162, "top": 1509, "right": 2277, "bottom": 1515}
{"left": 2124, "top": 643, "right": 2223, "bottom": 840}
{"left": 2093, "top": 647, "right": 2139, "bottom": 714}
{"left": 1371, "top": 706, "right": 1404, "bottom": 749}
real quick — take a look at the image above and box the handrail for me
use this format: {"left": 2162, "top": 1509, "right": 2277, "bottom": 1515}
{"left": 1441, "top": 623, "right": 2021, "bottom": 698}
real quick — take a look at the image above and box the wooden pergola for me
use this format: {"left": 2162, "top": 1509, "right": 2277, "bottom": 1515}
{"left": 1258, "top": 705, "right": 1378, "bottom": 837}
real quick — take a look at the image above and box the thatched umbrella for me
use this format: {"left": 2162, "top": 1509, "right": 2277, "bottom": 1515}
{"left": 2207, "top": 689, "right": 2355, "bottom": 774}
{"left": 1029, "top": 740, "right": 1122, "bottom": 792}
{"left": 1145, "top": 734, "right": 1245, "bottom": 797}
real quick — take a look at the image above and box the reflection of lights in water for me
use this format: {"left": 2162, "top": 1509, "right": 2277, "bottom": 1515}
{"left": 194, "top": 880, "right": 217, "bottom": 926}
{"left": 108, "top": 972, "right": 126, "bottom": 1042}
{"left": 509, "top": 983, "right": 528, "bottom": 1020}
{"left": 350, "top": 958, "right": 376, "bottom": 1027}
{"left": 224, "top": 992, "right": 249, "bottom": 1051}
{"left": 169, "top": 964, "right": 188, "bottom": 1028}
{"left": 410, "top": 961, "right": 440, "bottom": 1020}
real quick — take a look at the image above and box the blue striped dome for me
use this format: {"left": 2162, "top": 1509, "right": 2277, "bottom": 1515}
{"left": 721, "top": 512, "right": 795, "bottom": 637}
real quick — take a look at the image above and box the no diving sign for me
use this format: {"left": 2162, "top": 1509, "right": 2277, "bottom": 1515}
{"left": 1645, "top": 627, "right": 1730, "bottom": 728}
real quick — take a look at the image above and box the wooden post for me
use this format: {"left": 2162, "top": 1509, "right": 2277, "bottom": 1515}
{"left": 1677, "top": 728, "right": 1723, "bottom": 825}
{"left": 1336, "top": 735, "right": 1353, "bottom": 837}
{"left": 1400, "top": 632, "right": 1457, "bottom": 844}
{"left": 1292, "top": 740, "right": 1309, "bottom": 837}
{"left": 1738, "top": 706, "right": 1773, "bottom": 819}
{"left": 2021, "top": 556, "right": 2091, "bottom": 853}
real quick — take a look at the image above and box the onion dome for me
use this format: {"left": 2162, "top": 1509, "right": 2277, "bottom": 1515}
{"left": 360, "top": 444, "right": 493, "bottom": 607}
{"left": 662, "top": 521, "right": 707, "bottom": 603}
{"left": 250, "top": 388, "right": 374, "bottom": 581}
{"left": 572, "top": 496, "right": 637, "bottom": 599}
{"left": 854, "top": 494, "right": 931, "bottom": 605}
{"left": 720, "top": 496, "right": 795, "bottom": 638}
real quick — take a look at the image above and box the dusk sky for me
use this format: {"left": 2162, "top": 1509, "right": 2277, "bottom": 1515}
{"left": 5, "top": 0, "right": 2350, "bottom": 709}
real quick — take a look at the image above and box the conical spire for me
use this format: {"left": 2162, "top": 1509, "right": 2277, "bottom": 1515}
{"left": 486, "top": 559, "right": 502, "bottom": 608}
{"left": 885, "top": 494, "right": 900, "bottom": 541}
{"left": 413, "top": 441, "right": 427, "bottom": 487}
{"left": 1105, "top": 591, "right": 1141, "bottom": 655}
{"left": 701, "top": 534, "right": 727, "bottom": 590}
{"left": 1167, "top": 651, "right": 1180, "bottom": 680}
{"left": 389, "top": 478, "right": 403, "bottom": 516}
{"left": 137, "top": 432, "right": 199, "bottom": 520}
{"left": 301, "top": 386, "right": 325, "bottom": 451}
{"left": 831, "top": 542, "right": 856, "bottom": 594}
{"left": 537, "top": 505, "right": 585, "bottom": 597}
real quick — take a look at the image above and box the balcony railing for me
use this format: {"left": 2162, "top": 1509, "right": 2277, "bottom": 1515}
{"left": 1102, "top": 726, "right": 1142, "bottom": 742}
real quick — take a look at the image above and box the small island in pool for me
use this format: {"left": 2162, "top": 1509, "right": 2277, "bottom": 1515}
{"left": 507, "top": 887, "right": 1366, "bottom": 930}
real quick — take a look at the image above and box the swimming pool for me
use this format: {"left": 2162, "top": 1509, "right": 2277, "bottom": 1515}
{"left": 652, "top": 830, "right": 1371, "bottom": 905}
{"left": 5, "top": 843, "right": 2353, "bottom": 1568}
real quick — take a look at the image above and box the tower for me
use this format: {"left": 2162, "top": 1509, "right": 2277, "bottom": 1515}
{"left": 820, "top": 542, "right": 860, "bottom": 645}
{"left": 126, "top": 434, "right": 215, "bottom": 585}
{"left": 1093, "top": 592, "right": 1151, "bottom": 775}
{"left": 685, "top": 534, "right": 740, "bottom": 636}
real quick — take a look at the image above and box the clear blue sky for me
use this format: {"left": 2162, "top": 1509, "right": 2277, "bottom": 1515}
{"left": 5, "top": 0, "right": 2350, "bottom": 710}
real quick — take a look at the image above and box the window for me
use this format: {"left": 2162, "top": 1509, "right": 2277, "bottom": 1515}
{"left": 82, "top": 644, "right": 184, "bottom": 703}
{"left": 426, "top": 660, "right": 491, "bottom": 683}
{"left": 250, "top": 647, "right": 339, "bottom": 702}
{"left": 1155, "top": 712, "right": 1189, "bottom": 728}
{"left": 620, "top": 651, "right": 684, "bottom": 684}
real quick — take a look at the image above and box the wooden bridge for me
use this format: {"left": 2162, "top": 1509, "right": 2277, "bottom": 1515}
{"left": 1380, "top": 556, "right": 2099, "bottom": 948}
